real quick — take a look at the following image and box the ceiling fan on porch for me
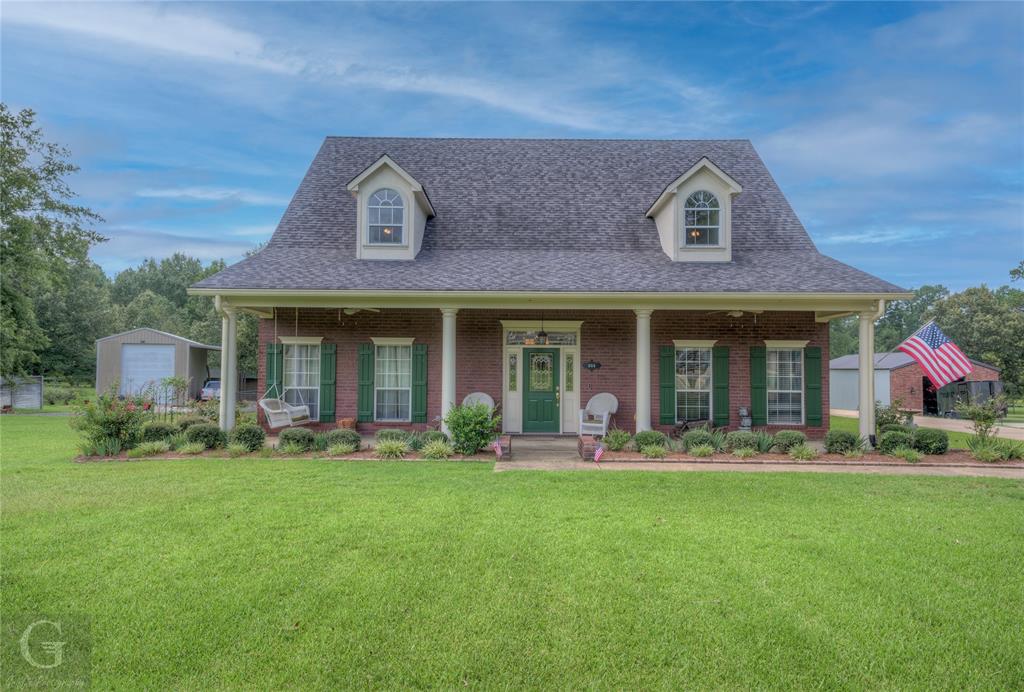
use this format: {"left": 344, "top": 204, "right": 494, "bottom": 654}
{"left": 341, "top": 308, "right": 381, "bottom": 316}
{"left": 705, "top": 309, "right": 764, "bottom": 318}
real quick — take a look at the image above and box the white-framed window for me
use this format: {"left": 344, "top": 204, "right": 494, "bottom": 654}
{"left": 683, "top": 190, "right": 720, "bottom": 246}
{"left": 367, "top": 188, "right": 404, "bottom": 245}
{"left": 374, "top": 344, "right": 412, "bottom": 421}
{"left": 283, "top": 343, "right": 320, "bottom": 420}
{"left": 675, "top": 347, "right": 712, "bottom": 422}
{"left": 767, "top": 348, "right": 803, "bottom": 425}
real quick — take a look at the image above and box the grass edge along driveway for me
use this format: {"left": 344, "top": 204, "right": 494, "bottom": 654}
{"left": 2, "top": 415, "right": 1023, "bottom": 689}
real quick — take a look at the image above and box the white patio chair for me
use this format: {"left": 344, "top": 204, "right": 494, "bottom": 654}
{"left": 578, "top": 393, "right": 619, "bottom": 437}
{"left": 258, "top": 397, "right": 312, "bottom": 428}
{"left": 462, "top": 392, "right": 495, "bottom": 410}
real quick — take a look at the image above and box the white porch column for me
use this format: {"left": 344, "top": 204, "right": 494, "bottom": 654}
{"left": 221, "top": 307, "right": 238, "bottom": 432}
{"left": 635, "top": 309, "right": 653, "bottom": 432}
{"left": 218, "top": 308, "right": 231, "bottom": 430}
{"left": 440, "top": 308, "right": 458, "bottom": 434}
{"left": 858, "top": 310, "right": 876, "bottom": 444}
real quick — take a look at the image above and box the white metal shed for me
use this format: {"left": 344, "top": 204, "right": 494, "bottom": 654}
{"left": 95, "top": 328, "right": 220, "bottom": 399}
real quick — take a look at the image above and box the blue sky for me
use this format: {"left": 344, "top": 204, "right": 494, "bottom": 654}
{"left": 3, "top": 1, "right": 1022, "bottom": 290}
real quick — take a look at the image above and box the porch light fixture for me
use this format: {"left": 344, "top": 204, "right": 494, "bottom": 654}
{"left": 536, "top": 314, "right": 548, "bottom": 345}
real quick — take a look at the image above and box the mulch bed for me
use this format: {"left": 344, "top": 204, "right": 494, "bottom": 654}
{"left": 597, "top": 450, "right": 1024, "bottom": 468}
{"left": 74, "top": 450, "right": 497, "bottom": 463}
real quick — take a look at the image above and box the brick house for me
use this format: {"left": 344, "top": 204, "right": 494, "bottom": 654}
{"left": 190, "top": 138, "right": 908, "bottom": 439}
{"left": 830, "top": 352, "right": 1002, "bottom": 415}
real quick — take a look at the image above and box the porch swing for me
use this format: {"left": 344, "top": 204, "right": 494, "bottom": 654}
{"left": 258, "top": 308, "right": 312, "bottom": 428}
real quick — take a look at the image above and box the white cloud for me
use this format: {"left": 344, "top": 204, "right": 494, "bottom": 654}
{"left": 3, "top": 2, "right": 303, "bottom": 74}
{"left": 135, "top": 187, "right": 289, "bottom": 206}
{"left": 91, "top": 227, "right": 257, "bottom": 272}
{"left": 817, "top": 227, "right": 950, "bottom": 246}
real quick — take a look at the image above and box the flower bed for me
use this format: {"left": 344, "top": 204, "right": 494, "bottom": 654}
{"left": 594, "top": 449, "right": 1023, "bottom": 467}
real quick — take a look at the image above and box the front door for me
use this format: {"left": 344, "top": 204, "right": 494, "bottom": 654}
{"left": 523, "top": 348, "right": 560, "bottom": 433}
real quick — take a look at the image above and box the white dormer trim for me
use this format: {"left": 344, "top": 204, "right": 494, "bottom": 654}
{"left": 647, "top": 157, "right": 742, "bottom": 264}
{"left": 346, "top": 154, "right": 435, "bottom": 217}
{"left": 645, "top": 157, "right": 742, "bottom": 218}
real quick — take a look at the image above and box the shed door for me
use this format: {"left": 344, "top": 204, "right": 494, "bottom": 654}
{"left": 121, "top": 344, "right": 175, "bottom": 396}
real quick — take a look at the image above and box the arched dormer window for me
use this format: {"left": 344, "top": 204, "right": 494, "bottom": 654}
{"left": 683, "top": 190, "right": 720, "bottom": 246}
{"left": 368, "top": 188, "right": 404, "bottom": 244}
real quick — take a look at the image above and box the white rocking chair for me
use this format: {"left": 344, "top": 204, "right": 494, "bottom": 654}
{"left": 259, "top": 397, "right": 312, "bottom": 429}
{"left": 462, "top": 392, "right": 495, "bottom": 410}
{"left": 578, "top": 393, "right": 619, "bottom": 437}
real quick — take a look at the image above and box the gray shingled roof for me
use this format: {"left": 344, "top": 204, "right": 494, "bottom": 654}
{"left": 831, "top": 352, "right": 1000, "bottom": 372}
{"left": 194, "top": 137, "right": 905, "bottom": 294}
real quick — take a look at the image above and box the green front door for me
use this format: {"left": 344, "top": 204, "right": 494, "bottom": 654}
{"left": 523, "top": 348, "right": 560, "bottom": 433}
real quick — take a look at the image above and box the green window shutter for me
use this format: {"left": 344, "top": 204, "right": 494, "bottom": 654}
{"left": 265, "top": 343, "right": 283, "bottom": 398}
{"left": 750, "top": 346, "right": 767, "bottom": 426}
{"left": 357, "top": 343, "right": 374, "bottom": 422}
{"left": 319, "top": 343, "right": 337, "bottom": 423}
{"left": 805, "top": 346, "right": 823, "bottom": 427}
{"left": 658, "top": 345, "right": 676, "bottom": 425}
{"left": 412, "top": 343, "right": 428, "bottom": 423}
{"left": 712, "top": 346, "right": 730, "bottom": 427}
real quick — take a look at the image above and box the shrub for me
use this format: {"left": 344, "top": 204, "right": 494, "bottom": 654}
{"left": 312, "top": 433, "right": 330, "bottom": 452}
{"left": 231, "top": 424, "right": 267, "bottom": 453}
{"left": 689, "top": 444, "right": 715, "bottom": 458}
{"left": 226, "top": 443, "right": 249, "bottom": 458}
{"left": 634, "top": 430, "right": 669, "bottom": 449}
{"left": 878, "top": 430, "right": 914, "bottom": 455}
{"left": 912, "top": 428, "right": 948, "bottom": 455}
{"left": 420, "top": 440, "right": 455, "bottom": 459}
{"left": 277, "top": 441, "right": 308, "bottom": 456}
{"left": 732, "top": 447, "right": 757, "bottom": 459}
{"left": 45, "top": 385, "right": 79, "bottom": 406}
{"left": 78, "top": 436, "right": 123, "bottom": 457}
{"left": 601, "top": 428, "right": 631, "bottom": 452}
{"left": 773, "top": 430, "right": 806, "bottom": 452}
{"left": 128, "top": 441, "right": 171, "bottom": 458}
{"left": 842, "top": 449, "right": 864, "bottom": 460}
{"left": 375, "top": 439, "right": 409, "bottom": 459}
{"left": 325, "top": 428, "right": 362, "bottom": 449}
{"left": 879, "top": 423, "right": 912, "bottom": 436}
{"left": 176, "top": 415, "right": 207, "bottom": 432}
{"left": 996, "top": 439, "right": 1024, "bottom": 460}
{"left": 824, "top": 430, "right": 861, "bottom": 454}
{"left": 142, "top": 421, "right": 177, "bottom": 443}
{"left": 876, "top": 398, "right": 913, "bottom": 430}
{"left": 419, "top": 430, "right": 449, "bottom": 445}
{"left": 327, "top": 442, "right": 358, "bottom": 456}
{"left": 278, "top": 427, "right": 315, "bottom": 451}
{"left": 892, "top": 446, "right": 922, "bottom": 463}
{"left": 178, "top": 442, "right": 206, "bottom": 455}
{"left": 709, "top": 429, "right": 727, "bottom": 452}
{"left": 71, "top": 387, "right": 145, "bottom": 450}
{"left": 444, "top": 403, "right": 501, "bottom": 455}
{"left": 376, "top": 428, "right": 411, "bottom": 443}
{"left": 681, "top": 429, "right": 714, "bottom": 451}
{"left": 956, "top": 394, "right": 1007, "bottom": 442}
{"left": 788, "top": 444, "right": 818, "bottom": 461}
{"left": 167, "top": 432, "right": 189, "bottom": 451}
{"left": 185, "top": 423, "right": 227, "bottom": 449}
{"left": 724, "top": 431, "right": 758, "bottom": 451}
{"left": 753, "top": 431, "right": 775, "bottom": 453}
{"left": 971, "top": 446, "right": 1003, "bottom": 463}
{"left": 640, "top": 444, "right": 666, "bottom": 459}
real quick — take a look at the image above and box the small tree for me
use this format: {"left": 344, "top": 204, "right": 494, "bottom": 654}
{"left": 875, "top": 398, "right": 913, "bottom": 431}
{"left": 956, "top": 394, "right": 1007, "bottom": 443}
{"left": 444, "top": 404, "right": 501, "bottom": 455}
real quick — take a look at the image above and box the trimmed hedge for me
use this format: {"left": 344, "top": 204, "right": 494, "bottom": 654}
{"left": 878, "top": 430, "right": 914, "bottom": 455}
{"left": 912, "top": 428, "right": 949, "bottom": 455}
{"left": 633, "top": 430, "right": 669, "bottom": 449}
{"left": 724, "top": 431, "right": 758, "bottom": 451}
{"left": 141, "top": 421, "right": 177, "bottom": 443}
{"left": 376, "top": 428, "right": 411, "bottom": 443}
{"left": 824, "top": 430, "right": 860, "bottom": 454}
{"left": 278, "top": 427, "right": 315, "bottom": 451}
{"left": 879, "top": 423, "right": 912, "bottom": 436}
{"left": 325, "top": 428, "right": 362, "bottom": 449}
{"left": 185, "top": 423, "right": 227, "bottom": 449}
{"left": 231, "top": 424, "right": 267, "bottom": 452}
{"left": 176, "top": 416, "right": 207, "bottom": 432}
{"left": 773, "top": 430, "right": 807, "bottom": 452}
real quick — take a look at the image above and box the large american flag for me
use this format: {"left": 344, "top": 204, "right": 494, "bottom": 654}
{"left": 897, "top": 321, "right": 973, "bottom": 388}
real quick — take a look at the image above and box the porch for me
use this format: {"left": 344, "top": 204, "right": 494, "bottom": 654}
{"left": 209, "top": 292, "right": 886, "bottom": 443}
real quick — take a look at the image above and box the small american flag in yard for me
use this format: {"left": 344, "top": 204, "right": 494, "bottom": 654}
{"left": 492, "top": 440, "right": 503, "bottom": 458}
{"left": 594, "top": 445, "right": 604, "bottom": 463}
{"left": 897, "top": 320, "right": 973, "bottom": 388}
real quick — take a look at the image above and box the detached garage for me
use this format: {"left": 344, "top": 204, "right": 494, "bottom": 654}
{"left": 96, "top": 328, "right": 220, "bottom": 399}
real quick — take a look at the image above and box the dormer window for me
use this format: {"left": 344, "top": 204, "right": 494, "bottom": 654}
{"left": 368, "top": 188, "right": 405, "bottom": 245}
{"left": 683, "top": 191, "right": 720, "bottom": 246}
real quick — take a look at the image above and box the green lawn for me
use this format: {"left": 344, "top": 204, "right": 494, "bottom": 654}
{"left": 3, "top": 416, "right": 1023, "bottom": 688}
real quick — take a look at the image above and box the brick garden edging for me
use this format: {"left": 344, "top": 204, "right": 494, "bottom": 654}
{"left": 591, "top": 450, "right": 1024, "bottom": 469}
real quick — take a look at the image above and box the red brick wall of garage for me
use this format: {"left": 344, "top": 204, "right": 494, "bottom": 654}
{"left": 257, "top": 308, "right": 828, "bottom": 437}
{"left": 889, "top": 360, "right": 1002, "bottom": 412}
